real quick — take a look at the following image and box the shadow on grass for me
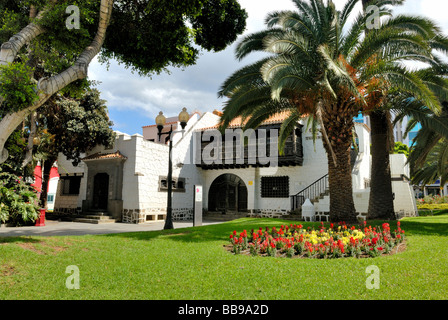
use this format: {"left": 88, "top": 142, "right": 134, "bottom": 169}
{"left": 400, "top": 218, "right": 448, "bottom": 237}
{"left": 0, "top": 236, "right": 42, "bottom": 245}
{"left": 98, "top": 218, "right": 341, "bottom": 243}
{"left": 99, "top": 215, "right": 448, "bottom": 244}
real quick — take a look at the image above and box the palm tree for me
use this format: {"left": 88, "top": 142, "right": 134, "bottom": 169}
{"left": 218, "top": 0, "right": 444, "bottom": 222}
{"left": 361, "top": 0, "right": 448, "bottom": 220}
{"left": 396, "top": 100, "right": 448, "bottom": 189}
{"left": 411, "top": 139, "right": 448, "bottom": 189}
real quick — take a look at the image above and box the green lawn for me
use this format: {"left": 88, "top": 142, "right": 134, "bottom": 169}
{"left": 1, "top": 215, "right": 447, "bottom": 300}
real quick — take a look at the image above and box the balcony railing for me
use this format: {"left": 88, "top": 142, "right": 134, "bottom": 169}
{"left": 195, "top": 126, "right": 303, "bottom": 169}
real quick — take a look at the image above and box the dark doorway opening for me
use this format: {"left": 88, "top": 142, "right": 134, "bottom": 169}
{"left": 93, "top": 173, "right": 109, "bottom": 210}
{"left": 208, "top": 174, "right": 247, "bottom": 213}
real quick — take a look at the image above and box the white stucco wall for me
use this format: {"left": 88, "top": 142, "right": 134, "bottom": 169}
{"left": 390, "top": 153, "right": 418, "bottom": 217}
{"left": 352, "top": 123, "right": 371, "bottom": 190}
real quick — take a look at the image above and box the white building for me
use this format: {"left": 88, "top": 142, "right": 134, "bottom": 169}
{"left": 53, "top": 109, "right": 418, "bottom": 223}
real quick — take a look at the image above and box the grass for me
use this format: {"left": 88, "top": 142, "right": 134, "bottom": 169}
{"left": 0, "top": 215, "right": 447, "bottom": 300}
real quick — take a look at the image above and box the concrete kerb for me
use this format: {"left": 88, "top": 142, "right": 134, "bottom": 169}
{"left": 0, "top": 220, "right": 221, "bottom": 237}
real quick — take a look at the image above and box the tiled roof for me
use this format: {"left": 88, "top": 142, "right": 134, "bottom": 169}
{"left": 200, "top": 110, "right": 293, "bottom": 131}
{"left": 142, "top": 121, "right": 178, "bottom": 129}
{"left": 82, "top": 151, "right": 127, "bottom": 161}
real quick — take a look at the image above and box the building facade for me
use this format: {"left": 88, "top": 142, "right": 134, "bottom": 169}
{"left": 52, "top": 109, "right": 418, "bottom": 223}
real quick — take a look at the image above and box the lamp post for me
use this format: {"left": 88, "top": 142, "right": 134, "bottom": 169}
{"left": 156, "top": 108, "right": 189, "bottom": 230}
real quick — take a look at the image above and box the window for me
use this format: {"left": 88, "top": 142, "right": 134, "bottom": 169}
{"left": 61, "top": 176, "right": 81, "bottom": 195}
{"left": 158, "top": 176, "right": 186, "bottom": 192}
{"left": 47, "top": 194, "right": 55, "bottom": 203}
{"left": 261, "top": 176, "right": 289, "bottom": 198}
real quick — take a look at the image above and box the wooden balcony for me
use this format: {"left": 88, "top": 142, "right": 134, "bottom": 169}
{"left": 195, "top": 125, "right": 303, "bottom": 170}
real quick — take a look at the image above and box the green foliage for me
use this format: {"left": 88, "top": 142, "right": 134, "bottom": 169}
{"left": 100, "top": 0, "right": 247, "bottom": 75}
{"left": 418, "top": 203, "right": 448, "bottom": 210}
{"left": 0, "top": 62, "right": 39, "bottom": 117}
{"left": 411, "top": 138, "right": 448, "bottom": 186}
{"left": 393, "top": 141, "right": 409, "bottom": 157}
{"left": 42, "top": 88, "right": 115, "bottom": 166}
{"left": 0, "top": 8, "right": 26, "bottom": 43}
{"left": 0, "top": 164, "right": 39, "bottom": 225}
{"left": 190, "top": 0, "right": 248, "bottom": 52}
{"left": 418, "top": 195, "right": 448, "bottom": 205}
{"left": 35, "top": 0, "right": 99, "bottom": 62}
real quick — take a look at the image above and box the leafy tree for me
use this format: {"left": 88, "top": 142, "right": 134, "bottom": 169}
{"left": 0, "top": 0, "right": 248, "bottom": 163}
{"left": 31, "top": 88, "right": 116, "bottom": 209}
{"left": 218, "top": 0, "right": 445, "bottom": 222}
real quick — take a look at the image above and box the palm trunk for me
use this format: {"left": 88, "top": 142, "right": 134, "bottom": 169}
{"left": 325, "top": 143, "right": 358, "bottom": 223}
{"left": 320, "top": 101, "right": 358, "bottom": 223}
{"left": 362, "top": 0, "right": 396, "bottom": 222}
{"left": 367, "top": 111, "right": 396, "bottom": 220}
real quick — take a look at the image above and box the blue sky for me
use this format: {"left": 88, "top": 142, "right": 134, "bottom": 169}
{"left": 87, "top": 0, "right": 448, "bottom": 135}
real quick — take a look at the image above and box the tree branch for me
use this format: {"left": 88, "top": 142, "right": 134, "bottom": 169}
{"left": 0, "top": 0, "right": 114, "bottom": 163}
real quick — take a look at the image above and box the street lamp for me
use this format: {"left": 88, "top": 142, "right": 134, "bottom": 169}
{"left": 155, "top": 108, "right": 189, "bottom": 230}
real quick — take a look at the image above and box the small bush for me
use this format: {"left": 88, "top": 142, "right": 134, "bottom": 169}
{"left": 0, "top": 168, "right": 39, "bottom": 226}
{"left": 417, "top": 203, "right": 448, "bottom": 211}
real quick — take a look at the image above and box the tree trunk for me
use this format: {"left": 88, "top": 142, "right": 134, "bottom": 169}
{"left": 320, "top": 101, "right": 358, "bottom": 223}
{"left": 325, "top": 142, "right": 358, "bottom": 223}
{"left": 367, "top": 111, "right": 396, "bottom": 220}
{"left": 21, "top": 112, "right": 37, "bottom": 168}
{"left": 362, "top": 0, "right": 396, "bottom": 221}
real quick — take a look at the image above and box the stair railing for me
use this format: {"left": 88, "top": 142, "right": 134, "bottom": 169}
{"left": 290, "top": 174, "right": 329, "bottom": 210}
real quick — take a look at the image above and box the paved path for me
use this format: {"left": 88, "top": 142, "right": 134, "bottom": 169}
{"left": 0, "top": 220, "right": 221, "bottom": 237}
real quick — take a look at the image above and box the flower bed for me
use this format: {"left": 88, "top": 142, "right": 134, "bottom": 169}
{"left": 227, "top": 221, "right": 406, "bottom": 259}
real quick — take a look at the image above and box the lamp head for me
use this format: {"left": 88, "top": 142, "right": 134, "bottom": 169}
{"left": 155, "top": 111, "right": 166, "bottom": 134}
{"left": 178, "top": 107, "right": 189, "bottom": 130}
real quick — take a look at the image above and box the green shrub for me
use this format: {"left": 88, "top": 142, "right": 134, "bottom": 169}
{"left": 417, "top": 203, "right": 448, "bottom": 211}
{"left": 0, "top": 168, "right": 39, "bottom": 226}
{"left": 417, "top": 195, "right": 448, "bottom": 205}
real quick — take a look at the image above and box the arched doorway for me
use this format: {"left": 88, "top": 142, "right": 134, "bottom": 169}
{"left": 93, "top": 173, "right": 109, "bottom": 210}
{"left": 208, "top": 174, "right": 247, "bottom": 213}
